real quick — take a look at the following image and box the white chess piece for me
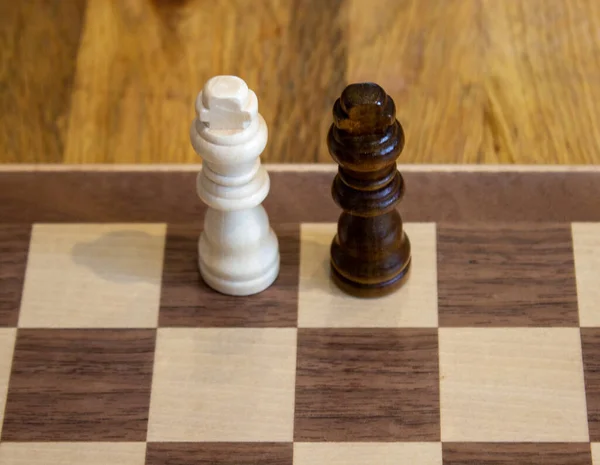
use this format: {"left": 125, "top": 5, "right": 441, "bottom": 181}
{"left": 190, "top": 76, "right": 280, "bottom": 296}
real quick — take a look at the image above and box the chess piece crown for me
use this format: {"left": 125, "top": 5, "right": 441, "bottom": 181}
{"left": 329, "top": 82, "right": 406, "bottom": 215}
{"left": 191, "top": 76, "right": 269, "bottom": 212}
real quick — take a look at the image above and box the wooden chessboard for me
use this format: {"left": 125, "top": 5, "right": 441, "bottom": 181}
{"left": 1, "top": 164, "right": 600, "bottom": 464}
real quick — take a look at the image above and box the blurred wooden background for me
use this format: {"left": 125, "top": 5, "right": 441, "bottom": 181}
{"left": 1, "top": 0, "right": 599, "bottom": 164}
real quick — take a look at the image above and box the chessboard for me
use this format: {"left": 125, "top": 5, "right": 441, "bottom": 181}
{"left": 1, "top": 164, "right": 600, "bottom": 464}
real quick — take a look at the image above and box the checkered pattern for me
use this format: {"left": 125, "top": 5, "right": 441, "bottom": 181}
{"left": 0, "top": 220, "right": 600, "bottom": 464}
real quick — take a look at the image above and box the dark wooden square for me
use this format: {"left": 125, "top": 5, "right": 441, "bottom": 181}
{"left": 0, "top": 225, "right": 31, "bottom": 326}
{"left": 442, "top": 443, "right": 592, "bottom": 464}
{"left": 159, "top": 223, "right": 299, "bottom": 327}
{"left": 437, "top": 224, "right": 578, "bottom": 326}
{"left": 582, "top": 328, "right": 600, "bottom": 441}
{"left": 2, "top": 329, "right": 155, "bottom": 441}
{"left": 146, "top": 442, "right": 293, "bottom": 465}
{"left": 294, "top": 328, "right": 440, "bottom": 441}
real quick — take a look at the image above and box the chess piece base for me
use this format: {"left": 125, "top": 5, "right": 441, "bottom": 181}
{"left": 330, "top": 224, "right": 411, "bottom": 298}
{"left": 330, "top": 256, "right": 411, "bottom": 298}
{"left": 329, "top": 209, "right": 411, "bottom": 298}
{"left": 199, "top": 254, "right": 280, "bottom": 296}
{"left": 198, "top": 205, "right": 280, "bottom": 296}
{"left": 199, "top": 228, "right": 280, "bottom": 296}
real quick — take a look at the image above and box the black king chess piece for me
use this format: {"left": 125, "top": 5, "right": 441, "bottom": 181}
{"left": 328, "top": 82, "right": 411, "bottom": 297}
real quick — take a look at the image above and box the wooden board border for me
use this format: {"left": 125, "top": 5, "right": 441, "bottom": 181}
{"left": 0, "top": 166, "right": 599, "bottom": 223}
{"left": 0, "top": 163, "right": 599, "bottom": 173}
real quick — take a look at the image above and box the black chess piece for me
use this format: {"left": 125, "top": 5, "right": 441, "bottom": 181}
{"left": 328, "top": 82, "right": 411, "bottom": 297}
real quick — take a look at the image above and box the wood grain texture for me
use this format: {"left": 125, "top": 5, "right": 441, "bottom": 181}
{"left": 347, "top": 0, "right": 484, "bottom": 164}
{"left": 0, "top": 443, "right": 147, "bottom": 465}
{"left": 2, "top": 329, "right": 156, "bottom": 441}
{"left": 0, "top": 0, "right": 86, "bottom": 163}
{"left": 347, "top": 0, "right": 600, "bottom": 164}
{"left": 269, "top": 0, "right": 346, "bottom": 163}
{"left": 160, "top": 223, "right": 299, "bottom": 327}
{"left": 294, "top": 328, "right": 440, "bottom": 441}
{"left": 0, "top": 225, "right": 30, "bottom": 327}
{"left": 442, "top": 443, "right": 592, "bottom": 464}
{"left": 64, "top": 0, "right": 208, "bottom": 163}
{"left": 147, "top": 328, "right": 297, "bottom": 442}
{"left": 3, "top": 1, "right": 600, "bottom": 164}
{"left": 572, "top": 223, "right": 600, "bottom": 327}
{"left": 0, "top": 328, "right": 16, "bottom": 443}
{"left": 581, "top": 328, "right": 600, "bottom": 442}
{"left": 294, "top": 443, "right": 442, "bottom": 465}
{"left": 146, "top": 442, "right": 293, "bottom": 465}
{"left": 439, "top": 328, "right": 589, "bottom": 442}
{"left": 18, "top": 223, "right": 166, "bottom": 329}
{"left": 63, "top": 0, "right": 345, "bottom": 163}
{"left": 2, "top": 170, "right": 600, "bottom": 223}
{"left": 437, "top": 224, "right": 579, "bottom": 327}
{"left": 480, "top": 0, "right": 600, "bottom": 164}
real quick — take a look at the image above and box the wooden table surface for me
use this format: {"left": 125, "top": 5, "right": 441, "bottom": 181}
{"left": 1, "top": 0, "right": 600, "bottom": 165}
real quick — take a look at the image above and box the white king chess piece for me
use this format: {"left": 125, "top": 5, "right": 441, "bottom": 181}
{"left": 190, "top": 76, "right": 280, "bottom": 296}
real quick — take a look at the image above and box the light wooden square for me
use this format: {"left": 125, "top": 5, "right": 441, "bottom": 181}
{"left": 18, "top": 224, "right": 166, "bottom": 328}
{"left": 439, "top": 327, "right": 589, "bottom": 442}
{"left": 572, "top": 223, "right": 600, "bottom": 327}
{"left": 294, "top": 442, "right": 442, "bottom": 465}
{"left": 592, "top": 443, "right": 600, "bottom": 464}
{"left": 298, "top": 223, "right": 437, "bottom": 328}
{"left": 0, "top": 329, "right": 16, "bottom": 438}
{"left": 0, "top": 442, "right": 146, "bottom": 465}
{"left": 148, "top": 328, "right": 297, "bottom": 442}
